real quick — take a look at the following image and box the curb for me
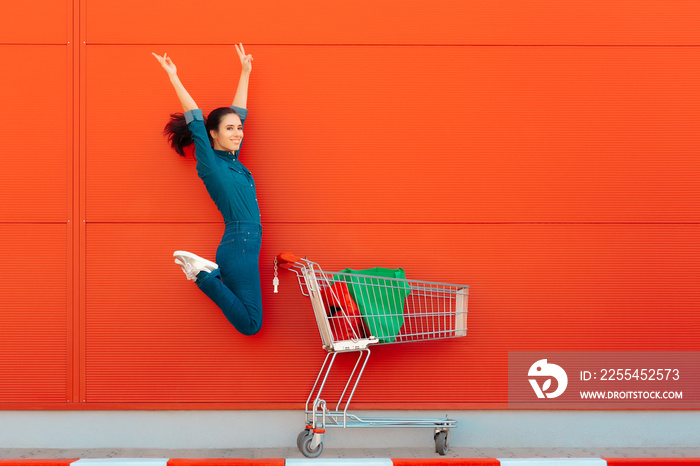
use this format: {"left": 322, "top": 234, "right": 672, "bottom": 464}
{"left": 0, "top": 462, "right": 80, "bottom": 466}
{"left": 0, "top": 459, "right": 699, "bottom": 466}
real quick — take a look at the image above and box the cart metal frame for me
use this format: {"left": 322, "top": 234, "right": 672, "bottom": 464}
{"left": 277, "top": 254, "right": 468, "bottom": 458}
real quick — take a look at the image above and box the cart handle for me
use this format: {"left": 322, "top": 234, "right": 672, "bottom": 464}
{"left": 276, "top": 252, "right": 303, "bottom": 270}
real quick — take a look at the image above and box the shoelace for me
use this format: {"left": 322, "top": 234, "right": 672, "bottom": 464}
{"left": 183, "top": 262, "right": 198, "bottom": 281}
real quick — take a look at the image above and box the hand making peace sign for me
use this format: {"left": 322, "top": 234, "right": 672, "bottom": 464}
{"left": 235, "top": 43, "right": 253, "bottom": 73}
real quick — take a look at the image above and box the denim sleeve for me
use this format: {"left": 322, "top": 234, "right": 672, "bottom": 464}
{"left": 231, "top": 106, "right": 248, "bottom": 157}
{"left": 231, "top": 105, "right": 248, "bottom": 126}
{"left": 185, "top": 109, "right": 215, "bottom": 174}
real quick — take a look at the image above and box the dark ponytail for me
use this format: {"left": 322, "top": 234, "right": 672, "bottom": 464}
{"left": 163, "top": 113, "right": 193, "bottom": 157}
{"left": 163, "top": 107, "right": 241, "bottom": 157}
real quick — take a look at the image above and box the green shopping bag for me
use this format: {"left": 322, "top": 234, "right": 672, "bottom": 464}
{"left": 333, "top": 267, "right": 411, "bottom": 343}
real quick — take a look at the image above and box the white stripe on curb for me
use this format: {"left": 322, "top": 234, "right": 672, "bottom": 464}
{"left": 72, "top": 460, "right": 169, "bottom": 466}
{"left": 285, "top": 459, "right": 393, "bottom": 466}
{"left": 498, "top": 459, "right": 608, "bottom": 466}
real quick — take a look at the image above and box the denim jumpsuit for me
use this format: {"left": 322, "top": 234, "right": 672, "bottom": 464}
{"left": 184, "top": 106, "right": 262, "bottom": 335}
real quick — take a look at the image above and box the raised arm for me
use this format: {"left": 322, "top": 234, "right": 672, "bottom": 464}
{"left": 232, "top": 43, "right": 253, "bottom": 109}
{"left": 152, "top": 52, "right": 198, "bottom": 113}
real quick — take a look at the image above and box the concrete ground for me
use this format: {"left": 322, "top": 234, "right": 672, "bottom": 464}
{"left": 1, "top": 447, "right": 700, "bottom": 460}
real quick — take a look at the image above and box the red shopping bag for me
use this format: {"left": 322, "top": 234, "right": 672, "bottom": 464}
{"left": 321, "top": 281, "right": 367, "bottom": 341}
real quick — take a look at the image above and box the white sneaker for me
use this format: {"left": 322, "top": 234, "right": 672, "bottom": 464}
{"left": 173, "top": 250, "right": 218, "bottom": 282}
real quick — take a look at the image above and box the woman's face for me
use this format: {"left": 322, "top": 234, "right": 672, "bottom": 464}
{"left": 211, "top": 113, "right": 243, "bottom": 152}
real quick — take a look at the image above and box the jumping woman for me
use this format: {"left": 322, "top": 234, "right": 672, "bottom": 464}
{"left": 153, "top": 44, "right": 262, "bottom": 336}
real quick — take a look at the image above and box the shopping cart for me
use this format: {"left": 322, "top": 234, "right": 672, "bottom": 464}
{"left": 275, "top": 253, "right": 469, "bottom": 458}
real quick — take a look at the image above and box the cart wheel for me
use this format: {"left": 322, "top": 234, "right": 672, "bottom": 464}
{"left": 297, "top": 429, "right": 311, "bottom": 452}
{"left": 435, "top": 431, "right": 449, "bottom": 456}
{"left": 300, "top": 434, "right": 324, "bottom": 458}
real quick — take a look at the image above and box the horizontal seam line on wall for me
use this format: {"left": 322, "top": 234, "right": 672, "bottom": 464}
{"left": 0, "top": 43, "right": 71, "bottom": 46}
{"left": 80, "top": 221, "right": 700, "bottom": 225}
{"left": 0, "top": 221, "right": 70, "bottom": 224}
{"left": 6, "top": 42, "right": 700, "bottom": 47}
{"left": 83, "top": 43, "right": 700, "bottom": 47}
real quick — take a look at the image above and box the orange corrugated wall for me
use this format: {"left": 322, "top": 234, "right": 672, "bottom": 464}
{"left": 1, "top": 0, "right": 699, "bottom": 409}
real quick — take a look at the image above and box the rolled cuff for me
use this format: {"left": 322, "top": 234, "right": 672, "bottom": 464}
{"left": 231, "top": 105, "right": 248, "bottom": 122}
{"left": 185, "top": 108, "right": 204, "bottom": 124}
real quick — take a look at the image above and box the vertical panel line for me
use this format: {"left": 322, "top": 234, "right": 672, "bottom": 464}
{"left": 67, "top": 0, "right": 78, "bottom": 405}
{"left": 66, "top": 0, "right": 74, "bottom": 407}
{"left": 76, "top": 0, "right": 87, "bottom": 404}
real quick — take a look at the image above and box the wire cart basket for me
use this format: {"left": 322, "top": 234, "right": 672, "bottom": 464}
{"left": 275, "top": 253, "right": 469, "bottom": 458}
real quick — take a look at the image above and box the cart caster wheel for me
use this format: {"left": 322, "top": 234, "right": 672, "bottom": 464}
{"left": 300, "top": 434, "right": 323, "bottom": 458}
{"left": 297, "top": 429, "right": 311, "bottom": 452}
{"left": 435, "top": 431, "right": 449, "bottom": 456}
